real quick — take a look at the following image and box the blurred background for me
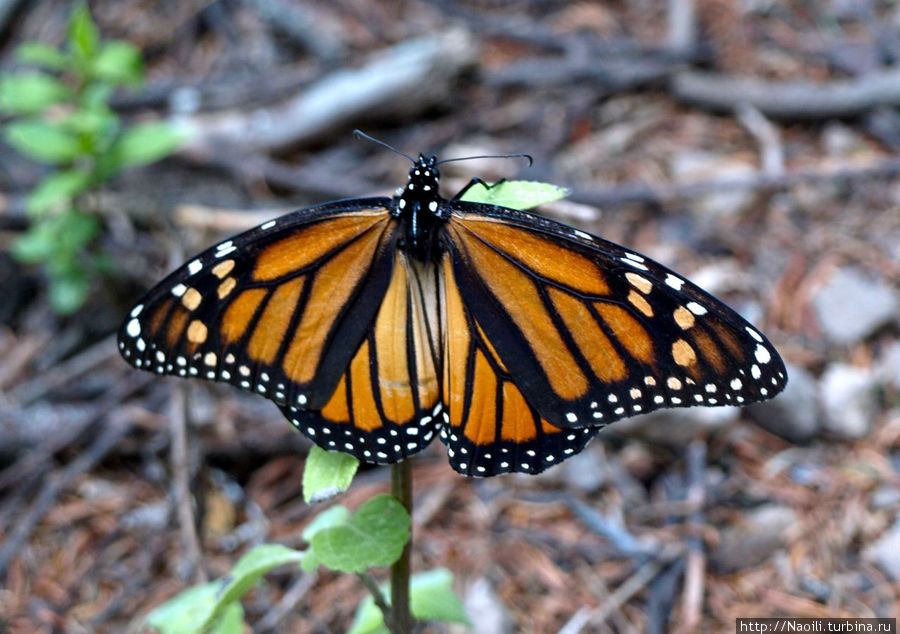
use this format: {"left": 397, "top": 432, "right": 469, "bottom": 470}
{"left": 1, "top": 0, "right": 899, "bottom": 632}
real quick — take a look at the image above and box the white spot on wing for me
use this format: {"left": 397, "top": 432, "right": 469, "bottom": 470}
{"left": 126, "top": 318, "right": 141, "bottom": 337}
{"left": 746, "top": 327, "right": 763, "bottom": 342}
{"left": 622, "top": 258, "right": 649, "bottom": 271}
{"left": 686, "top": 302, "right": 708, "bottom": 315}
{"left": 665, "top": 274, "right": 685, "bottom": 290}
{"left": 755, "top": 344, "right": 771, "bottom": 364}
{"left": 187, "top": 260, "right": 202, "bottom": 275}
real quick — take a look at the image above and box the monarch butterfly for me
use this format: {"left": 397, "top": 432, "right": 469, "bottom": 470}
{"left": 118, "top": 133, "right": 787, "bottom": 477}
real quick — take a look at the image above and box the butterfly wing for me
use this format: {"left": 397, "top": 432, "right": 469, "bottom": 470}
{"left": 441, "top": 254, "right": 599, "bottom": 476}
{"left": 118, "top": 199, "right": 402, "bottom": 412}
{"left": 442, "top": 201, "right": 787, "bottom": 439}
{"left": 279, "top": 251, "right": 444, "bottom": 463}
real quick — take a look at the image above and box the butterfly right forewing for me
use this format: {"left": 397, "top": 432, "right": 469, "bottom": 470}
{"left": 442, "top": 200, "right": 787, "bottom": 432}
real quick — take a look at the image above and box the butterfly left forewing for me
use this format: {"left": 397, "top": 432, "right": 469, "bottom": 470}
{"left": 444, "top": 201, "right": 787, "bottom": 431}
{"left": 118, "top": 201, "right": 401, "bottom": 410}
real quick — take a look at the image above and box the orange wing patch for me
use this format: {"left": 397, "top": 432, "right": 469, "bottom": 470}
{"left": 248, "top": 277, "right": 306, "bottom": 364}
{"left": 440, "top": 255, "right": 599, "bottom": 476}
{"left": 455, "top": 216, "right": 609, "bottom": 295}
{"left": 278, "top": 250, "right": 443, "bottom": 464}
{"left": 450, "top": 222, "right": 589, "bottom": 400}
{"left": 253, "top": 213, "right": 388, "bottom": 281}
{"left": 283, "top": 223, "right": 386, "bottom": 383}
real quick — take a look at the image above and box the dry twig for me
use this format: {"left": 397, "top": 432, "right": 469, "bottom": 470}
{"left": 178, "top": 30, "right": 478, "bottom": 155}
{"left": 672, "top": 69, "right": 900, "bottom": 119}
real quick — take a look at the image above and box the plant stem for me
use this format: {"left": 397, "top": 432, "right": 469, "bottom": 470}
{"left": 390, "top": 459, "right": 414, "bottom": 633}
{"left": 358, "top": 572, "right": 393, "bottom": 630}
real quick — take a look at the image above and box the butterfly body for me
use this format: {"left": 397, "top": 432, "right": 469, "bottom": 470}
{"left": 394, "top": 154, "right": 448, "bottom": 262}
{"left": 119, "top": 151, "right": 787, "bottom": 477}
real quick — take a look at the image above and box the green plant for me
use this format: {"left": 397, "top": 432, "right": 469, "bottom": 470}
{"left": 1, "top": 4, "right": 183, "bottom": 313}
{"left": 144, "top": 180, "right": 567, "bottom": 634}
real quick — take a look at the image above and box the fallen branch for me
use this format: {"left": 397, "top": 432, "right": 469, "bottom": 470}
{"left": 178, "top": 29, "right": 478, "bottom": 155}
{"left": 170, "top": 385, "right": 207, "bottom": 583}
{"left": 681, "top": 440, "right": 707, "bottom": 631}
{"left": 570, "top": 157, "right": 900, "bottom": 207}
{"left": 671, "top": 68, "right": 900, "bottom": 119}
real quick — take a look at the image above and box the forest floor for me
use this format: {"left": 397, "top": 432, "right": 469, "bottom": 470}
{"left": 1, "top": 1, "right": 899, "bottom": 632}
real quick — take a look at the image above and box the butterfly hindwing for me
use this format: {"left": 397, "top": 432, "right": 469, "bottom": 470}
{"left": 117, "top": 199, "right": 401, "bottom": 410}
{"left": 443, "top": 201, "right": 787, "bottom": 430}
{"left": 441, "top": 255, "right": 599, "bottom": 476}
{"left": 278, "top": 250, "right": 444, "bottom": 463}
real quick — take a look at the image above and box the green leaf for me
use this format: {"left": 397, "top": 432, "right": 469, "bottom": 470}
{"left": 204, "top": 543, "right": 305, "bottom": 628}
{"left": 146, "top": 582, "right": 221, "bottom": 634}
{"left": 11, "top": 224, "right": 57, "bottom": 263}
{"left": 54, "top": 210, "right": 100, "bottom": 254}
{"left": 348, "top": 599, "right": 390, "bottom": 634}
{"left": 145, "top": 546, "right": 303, "bottom": 634}
{"left": 348, "top": 569, "right": 470, "bottom": 634}
{"left": 459, "top": 180, "right": 569, "bottom": 210}
{"left": 81, "top": 82, "right": 115, "bottom": 109}
{"left": 302, "top": 505, "right": 350, "bottom": 542}
{"left": 310, "top": 495, "right": 410, "bottom": 573}
{"left": 208, "top": 603, "right": 244, "bottom": 634}
{"left": 27, "top": 169, "right": 92, "bottom": 215}
{"left": 107, "top": 121, "right": 184, "bottom": 169}
{"left": 303, "top": 446, "right": 359, "bottom": 503}
{"left": 49, "top": 266, "right": 89, "bottom": 314}
{"left": 68, "top": 4, "right": 99, "bottom": 62}
{"left": 3, "top": 119, "right": 82, "bottom": 164}
{"left": 408, "top": 568, "right": 470, "bottom": 625}
{"left": 93, "top": 40, "right": 143, "bottom": 85}
{"left": 145, "top": 585, "right": 246, "bottom": 634}
{"left": 17, "top": 42, "right": 68, "bottom": 70}
{"left": 64, "top": 106, "right": 118, "bottom": 138}
{"left": 300, "top": 505, "right": 350, "bottom": 572}
{"left": 0, "top": 72, "right": 70, "bottom": 114}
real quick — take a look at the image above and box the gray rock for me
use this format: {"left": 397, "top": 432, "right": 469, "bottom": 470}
{"left": 459, "top": 578, "right": 513, "bottom": 634}
{"left": 877, "top": 341, "right": 900, "bottom": 390}
{"left": 710, "top": 505, "right": 799, "bottom": 573}
{"left": 561, "top": 443, "right": 608, "bottom": 493}
{"left": 871, "top": 486, "right": 900, "bottom": 510}
{"left": 812, "top": 267, "right": 899, "bottom": 345}
{"left": 866, "top": 521, "right": 900, "bottom": 581}
{"left": 820, "top": 363, "right": 879, "bottom": 439}
{"left": 747, "top": 364, "right": 820, "bottom": 443}
{"left": 121, "top": 501, "right": 170, "bottom": 530}
{"left": 613, "top": 405, "right": 740, "bottom": 447}
{"left": 561, "top": 444, "right": 648, "bottom": 504}
{"left": 669, "top": 151, "right": 757, "bottom": 217}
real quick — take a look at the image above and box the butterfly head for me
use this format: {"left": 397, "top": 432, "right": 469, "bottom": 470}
{"left": 396, "top": 154, "right": 446, "bottom": 261}
{"left": 400, "top": 154, "right": 441, "bottom": 205}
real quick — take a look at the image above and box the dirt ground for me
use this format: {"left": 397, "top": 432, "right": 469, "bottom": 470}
{"left": 1, "top": 1, "right": 899, "bottom": 632}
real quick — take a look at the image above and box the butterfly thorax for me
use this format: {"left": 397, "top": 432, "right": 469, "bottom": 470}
{"left": 394, "top": 154, "right": 447, "bottom": 262}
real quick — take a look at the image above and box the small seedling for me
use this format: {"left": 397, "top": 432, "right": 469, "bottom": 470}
{"left": 1, "top": 4, "right": 183, "bottom": 313}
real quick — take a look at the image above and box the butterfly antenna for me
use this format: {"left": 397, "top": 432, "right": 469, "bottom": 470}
{"left": 436, "top": 152, "right": 534, "bottom": 167}
{"left": 353, "top": 130, "right": 416, "bottom": 163}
